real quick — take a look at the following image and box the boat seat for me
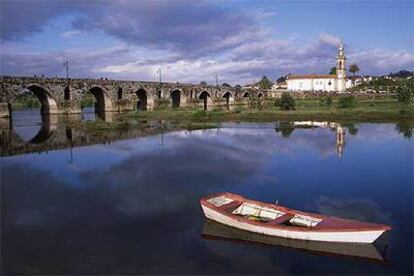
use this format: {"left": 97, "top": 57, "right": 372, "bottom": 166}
{"left": 267, "top": 213, "right": 295, "bottom": 225}
{"left": 218, "top": 201, "right": 242, "bottom": 213}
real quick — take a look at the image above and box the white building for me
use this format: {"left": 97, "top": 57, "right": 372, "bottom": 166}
{"left": 286, "top": 43, "right": 348, "bottom": 92}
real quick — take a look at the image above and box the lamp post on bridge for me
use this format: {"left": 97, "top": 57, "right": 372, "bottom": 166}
{"left": 214, "top": 73, "right": 219, "bottom": 97}
{"left": 63, "top": 60, "right": 69, "bottom": 84}
{"left": 157, "top": 68, "right": 162, "bottom": 99}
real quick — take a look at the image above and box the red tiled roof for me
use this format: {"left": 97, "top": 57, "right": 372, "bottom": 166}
{"left": 288, "top": 74, "right": 336, "bottom": 80}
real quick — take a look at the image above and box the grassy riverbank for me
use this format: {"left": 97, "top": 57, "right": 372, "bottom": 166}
{"left": 123, "top": 97, "right": 413, "bottom": 124}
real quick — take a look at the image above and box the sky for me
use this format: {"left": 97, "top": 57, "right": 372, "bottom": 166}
{"left": 0, "top": 0, "right": 413, "bottom": 85}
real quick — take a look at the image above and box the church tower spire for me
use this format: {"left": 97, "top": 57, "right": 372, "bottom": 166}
{"left": 336, "top": 41, "right": 346, "bottom": 92}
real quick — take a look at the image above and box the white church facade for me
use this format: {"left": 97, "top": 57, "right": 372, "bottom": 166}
{"left": 286, "top": 43, "right": 350, "bottom": 92}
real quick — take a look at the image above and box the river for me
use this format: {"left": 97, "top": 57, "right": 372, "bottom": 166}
{"left": 1, "top": 109, "right": 412, "bottom": 275}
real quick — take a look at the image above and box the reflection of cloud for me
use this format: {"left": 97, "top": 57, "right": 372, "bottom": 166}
{"left": 79, "top": 140, "right": 261, "bottom": 217}
{"left": 315, "top": 196, "right": 392, "bottom": 224}
{"left": 167, "top": 125, "right": 339, "bottom": 158}
{"left": 350, "top": 124, "right": 402, "bottom": 142}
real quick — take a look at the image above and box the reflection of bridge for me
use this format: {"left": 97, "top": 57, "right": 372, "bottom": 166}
{"left": 0, "top": 114, "right": 173, "bottom": 157}
{"left": 1, "top": 117, "right": 347, "bottom": 157}
{"left": 0, "top": 76, "right": 269, "bottom": 118}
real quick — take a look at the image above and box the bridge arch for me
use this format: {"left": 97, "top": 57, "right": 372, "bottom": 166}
{"left": 136, "top": 88, "right": 148, "bottom": 111}
{"left": 170, "top": 89, "right": 182, "bottom": 108}
{"left": 199, "top": 91, "right": 213, "bottom": 111}
{"left": 242, "top": 91, "right": 250, "bottom": 98}
{"left": 9, "top": 85, "right": 59, "bottom": 115}
{"left": 222, "top": 91, "right": 234, "bottom": 105}
{"left": 88, "top": 86, "right": 113, "bottom": 112}
{"left": 258, "top": 92, "right": 264, "bottom": 98}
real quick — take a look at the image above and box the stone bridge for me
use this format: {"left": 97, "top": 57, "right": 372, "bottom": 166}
{"left": 0, "top": 76, "right": 269, "bottom": 117}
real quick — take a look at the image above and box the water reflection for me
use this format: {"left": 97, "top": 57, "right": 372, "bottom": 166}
{"left": 0, "top": 110, "right": 139, "bottom": 156}
{"left": 282, "top": 121, "right": 346, "bottom": 157}
{"left": 80, "top": 107, "right": 116, "bottom": 122}
{"left": 1, "top": 116, "right": 412, "bottom": 274}
{"left": 1, "top": 112, "right": 413, "bottom": 158}
{"left": 202, "top": 219, "right": 387, "bottom": 262}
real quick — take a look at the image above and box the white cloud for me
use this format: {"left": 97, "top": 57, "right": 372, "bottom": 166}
{"left": 60, "top": 30, "right": 82, "bottom": 38}
{"left": 319, "top": 33, "right": 341, "bottom": 46}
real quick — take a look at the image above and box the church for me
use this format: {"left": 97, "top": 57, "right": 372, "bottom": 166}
{"left": 286, "top": 43, "right": 350, "bottom": 92}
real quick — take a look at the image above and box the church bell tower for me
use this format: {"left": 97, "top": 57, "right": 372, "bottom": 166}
{"left": 336, "top": 42, "right": 346, "bottom": 92}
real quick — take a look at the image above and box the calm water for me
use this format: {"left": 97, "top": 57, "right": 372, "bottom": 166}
{"left": 1, "top": 109, "right": 413, "bottom": 275}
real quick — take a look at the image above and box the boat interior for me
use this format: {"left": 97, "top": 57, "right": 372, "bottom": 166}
{"left": 207, "top": 195, "right": 323, "bottom": 228}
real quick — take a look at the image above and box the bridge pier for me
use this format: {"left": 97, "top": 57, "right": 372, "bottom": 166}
{"left": 114, "top": 100, "right": 135, "bottom": 112}
{"left": 61, "top": 100, "right": 82, "bottom": 114}
{"left": 147, "top": 98, "right": 155, "bottom": 111}
{"left": 0, "top": 103, "right": 9, "bottom": 118}
{"left": 0, "top": 117, "right": 11, "bottom": 130}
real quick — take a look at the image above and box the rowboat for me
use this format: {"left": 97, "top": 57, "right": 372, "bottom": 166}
{"left": 202, "top": 219, "right": 387, "bottom": 262}
{"left": 200, "top": 193, "right": 391, "bottom": 244}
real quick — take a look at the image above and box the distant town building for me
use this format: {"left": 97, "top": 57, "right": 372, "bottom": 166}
{"left": 286, "top": 43, "right": 349, "bottom": 92}
{"left": 244, "top": 83, "right": 259, "bottom": 89}
{"left": 271, "top": 81, "right": 287, "bottom": 90}
{"left": 345, "top": 75, "right": 373, "bottom": 88}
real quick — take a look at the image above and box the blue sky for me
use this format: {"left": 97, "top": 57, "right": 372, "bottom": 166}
{"left": 0, "top": 0, "right": 413, "bottom": 84}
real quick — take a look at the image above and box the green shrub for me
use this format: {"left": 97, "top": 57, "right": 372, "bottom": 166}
{"left": 191, "top": 110, "right": 206, "bottom": 119}
{"left": 275, "top": 93, "right": 296, "bottom": 110}
{"left": 12, "top": 92, "right": 41, "bottom": 108}
{"left": 319, "top": 95, "right": 333, "bottom": 106}
{"left": 80, "top": 93, "right": 95, "bottom": 108}
{"left": 337, "top": 96, "right": 357, "bottom": 108}
{"left": 211, "top": 107, "right": 223, "bottom": 112}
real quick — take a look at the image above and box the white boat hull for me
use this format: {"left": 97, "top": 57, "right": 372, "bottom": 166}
{"left": 202, "top": 205, "right": 385, "bottom": 244}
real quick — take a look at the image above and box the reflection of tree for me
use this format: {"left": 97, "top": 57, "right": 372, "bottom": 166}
{"left": 395, "top": 120, "right": 414, "bottom": 138}
{"left": 344, "top": 124, "right": 359, "bottom": 136}
{"left": 275, "top": 122, "right": 295, "bottom": 138}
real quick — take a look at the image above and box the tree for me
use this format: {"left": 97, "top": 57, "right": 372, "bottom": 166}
{"left": 199, "top": 81, "right": 207, "bottom": 86}
{"left": 222, "top": 83, "right": 231, "bottom": 87}
{"left": 397, "top": 85, "right": 414, "bottom": 104}
{"left": 396, "top": 78, "right": 414, "bottom": 104}
{"left": 258, "top": 76, "right": 273, "bottom": 90}
{"left": 395, "top": 120, "right": 414, "bottom": 138}
{"left": 276, "top": 75, "right": 287, "bottom": 83}
{"left": 235, "top": 84, "right": 242, "bottom": 90}
{"left": 329, "top": 67, "right": 337, "bottom": 75}
{"left": 275, "top": 122, "right": 295, "bottom": 138}
{"left": 344, "top": 124, "right": 359, "bottom": 135}
{"left": 349, "top": 64, "right": 360, "bottom": 80}
{"left": 275, "top": 93, "right": 296, "bottom": 110}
